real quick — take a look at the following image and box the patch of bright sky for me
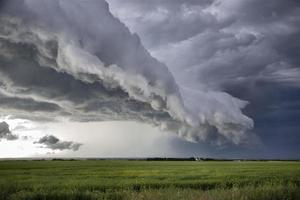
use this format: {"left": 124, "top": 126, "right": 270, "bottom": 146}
{"left": 0, "top": 116, "right": 181, "bottom": 158}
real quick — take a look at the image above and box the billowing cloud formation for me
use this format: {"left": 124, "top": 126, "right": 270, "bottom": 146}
{"left": 108, "top": 0, "right": 220, "bottom": 49}
{"left": 0, "top": 0, "right": 254, "bottom": 145}
{"left": 35, "top": 135, "right": 82, "bottom": 151}
{"left": 108, "top": 0, "right": 300, "bottom": 152}
{"left": 0, "top": 121, "right": 18, "bottom": 140}
{"left": 108, "top": 0, "right": 300, "bottom": 88}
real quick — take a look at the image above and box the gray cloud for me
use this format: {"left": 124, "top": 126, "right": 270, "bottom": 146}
{"left": 108, "top": 0, "right": 220, "bottom": 48}
{"left": 108, "top": 0, "right": 300, "bottom": 89}
{"left": 107, "top": 0, "right": 300, "bottom": 156}
{"left": 0, "top": 121, "right": 18, "bottom": 140}
{"left": 35, "top": 135, "right": 82, "bottom": 151}
{"left": 0, "top": 0, "right": 298, "bottom": 158}
{"left": 0, "top": 0, "right": 255, "bottom": 145}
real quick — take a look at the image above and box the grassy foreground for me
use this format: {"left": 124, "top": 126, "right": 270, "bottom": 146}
{"left": 0, "top": 160, "right": 300, "bottom": 200}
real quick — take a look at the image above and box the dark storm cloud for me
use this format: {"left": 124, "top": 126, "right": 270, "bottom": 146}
{"left": 0, "top": 0, "right": 298, "bottom": 155}
{"left": 0, "top": 121, "right": 18, "bottom": 140}
{"left": 194, "top": 0, "right": 300, "bottom": 88}
{"left": 0, "top": 92, "right": 61, "bottom": 112}
{"left": 35, "top": 135, "right": 82, "bottom": 151}
{"left": 108, "top": 0, "right": 300, "bottom": 88}
{"left": 107, "top": 0, "right": 300, "bottom": 157}
{"left": 0, "top": 36, "right": 171, "bottom": 123}
{"left": 0, "top": 0, "right": 255, "bottom": 145}
{"left": 203, "top": 0, "right": 300, "bottom": 157}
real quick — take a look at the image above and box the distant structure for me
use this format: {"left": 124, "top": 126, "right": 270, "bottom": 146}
{"left": 146, "top": 157, "right": 196, "bottom": 161}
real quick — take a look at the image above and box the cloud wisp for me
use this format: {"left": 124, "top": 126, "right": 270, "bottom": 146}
{"left": 0, "top": 121, "right": 18, "bottom": 140}
{"left": 35, "top": 135, "right": 82, "bottom": 151}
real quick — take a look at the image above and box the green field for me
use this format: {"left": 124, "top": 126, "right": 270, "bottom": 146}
{"left": 0, "top": 160, "right": 300, "bottom": 200}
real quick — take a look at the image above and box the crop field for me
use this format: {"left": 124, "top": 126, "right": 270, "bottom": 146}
{"left": 0, "top": 160, "right": 300, "bottom": 200}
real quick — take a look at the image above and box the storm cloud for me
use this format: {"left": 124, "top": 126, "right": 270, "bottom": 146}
{"left": 35, "top": 135, "right": 82, "bottom": 151}
{"left": 108, "top": 0, "right": 300, "bottom": 156}
{"left": 108, "top": 0, "right": 300, "bottom": 88}
{"left": 0, "top": 0, "right": 299, "bottom": 157}
{"left": 0, "top": 0, "right": 255, "bottom": 145}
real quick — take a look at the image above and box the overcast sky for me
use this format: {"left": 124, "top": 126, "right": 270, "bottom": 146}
{"left": 0, "top": 0, "right": 299, "bottom": 159}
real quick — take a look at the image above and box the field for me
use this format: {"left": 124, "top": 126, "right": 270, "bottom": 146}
{"left": 0, "top": 160, "right": 300, "bottom": 200}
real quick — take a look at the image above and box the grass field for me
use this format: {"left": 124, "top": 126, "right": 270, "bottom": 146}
{"left": 0, "top": 160, "right": 300, "bottom": 200}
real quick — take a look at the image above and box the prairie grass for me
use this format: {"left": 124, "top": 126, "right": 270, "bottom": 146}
{"left": 0, "top": 160, "right": 299, "bottom": 199}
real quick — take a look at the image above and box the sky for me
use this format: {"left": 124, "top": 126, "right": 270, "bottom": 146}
{"left": 0, "top": 0, "right": 299, "bottom": 159}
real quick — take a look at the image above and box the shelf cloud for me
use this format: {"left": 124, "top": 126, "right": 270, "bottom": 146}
{"left": 109, "top": 0, "right": 300, "bottom": 149}
{"left": 5, "top": 0, "right": 294, "bottom": 146}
